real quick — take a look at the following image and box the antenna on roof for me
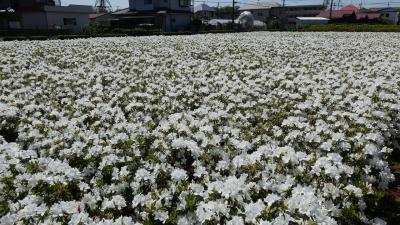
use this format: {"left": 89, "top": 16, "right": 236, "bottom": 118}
{"left": 95, "top": 0, "right": 112, "bottom": 13}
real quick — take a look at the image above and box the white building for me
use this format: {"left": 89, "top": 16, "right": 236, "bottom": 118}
{"left": 127, "top": 0, "right": 192, "bottom": 31}
{"left": 376, "top": 8, "right": 399, "bottom": 24}
{"left": 0, "top": 1, "right": 93, "bottom": 32}
{"left": 238, "top": 2, "right": 281, "bottom": 23}
{"left": 20, "top": 5, "right": 93, "bottom": 32}
{"left": 194, "top": 4, "right": 216, "bottom": 20}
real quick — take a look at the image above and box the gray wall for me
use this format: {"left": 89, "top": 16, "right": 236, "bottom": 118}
{"left": 21, "top": 11, "right": 47, "bottom": 29}
{"left": 168, "top": 14, "right": 190, "bottom": 30}
{"left": 380, "top": 10, "right": 399, "bottom": 24}
{"left": 46, "top": 12, "right": 90, "bottom": 31}
{"left": 130, "top": 0, "right": 191, "bottom": 12}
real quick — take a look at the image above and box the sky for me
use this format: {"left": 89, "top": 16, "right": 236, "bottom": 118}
{"left": 62, "top": 0, "right": 400, "bottom": 10}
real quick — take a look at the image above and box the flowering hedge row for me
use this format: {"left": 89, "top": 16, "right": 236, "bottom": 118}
{"left": 0, "top": 32, "right": 400, "bottom": 225}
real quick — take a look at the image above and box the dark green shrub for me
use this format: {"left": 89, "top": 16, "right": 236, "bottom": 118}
{"left": 297, "top": 24, "right": 400, "bottom": 32}
{"left": 82, "top": 22, "right": 110, "bottom": 36}
{"left": 28, "top": 36, "right": 48, "bottom": 41}
{"left": 52, "top": 35, "right": 90, "bottom": 40}
{"left": 2, "top": 36, "right": 27, "bottom": 41}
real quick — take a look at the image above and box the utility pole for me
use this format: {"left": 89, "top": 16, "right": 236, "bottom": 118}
{"left": 232, "top": 0, "right": 235, "bottom": 26}
{"left": 283, "top": 0, "right": 285, "bottom": 7}
{"left": 217, "top": 2, "right": 220, "bottom": 18}
{"left": 329, "top": 0, "right": 334, "bottom": 19}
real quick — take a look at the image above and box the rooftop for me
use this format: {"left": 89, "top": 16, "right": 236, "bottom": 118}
{"left": 194, "top": 4, "right": 216, "bottom": 13}
{"left": 239, "top": 2, "right": 281, "bottom": 11}
{"left": 296, "top": 17, "right": 329, "bottom": 20}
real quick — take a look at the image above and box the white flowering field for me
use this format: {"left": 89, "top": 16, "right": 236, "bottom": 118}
{"left": 0, "top": 32, "right": 400, "bottom": 225}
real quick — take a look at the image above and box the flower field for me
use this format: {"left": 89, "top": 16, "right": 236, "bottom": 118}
{"left": 0, "top": 32, "right": 400, "bottom": 225}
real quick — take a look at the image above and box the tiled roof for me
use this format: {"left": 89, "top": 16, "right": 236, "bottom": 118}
{"left": 318, "top": 5, "right": 381, "bottom": 20}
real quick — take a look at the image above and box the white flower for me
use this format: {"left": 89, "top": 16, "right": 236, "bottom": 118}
{"left": 171, "top": 168, "right": 188, "bottom": 182}
{"left": 135, "top": 169, "right": 151, "bottom": 181}
{"left": 154, "top": 210, "right": 169, "bottom": 223}
{"left": 196, "top": 201, "right": 228, "bottom": 223}
{"left": 227, "top": 216, "right": 244, "bottom": 225}
{"left": 245, "top": 199, "right": 265, "bottom": 223}
{"left": 264, "top": 193, "right": 281, "bottom": 207}
{"left": 345, "top": 184, "right": 363, "bottom": 198}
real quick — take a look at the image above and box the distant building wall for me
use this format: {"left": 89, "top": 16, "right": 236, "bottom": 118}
{"left": 195, "top": 11, "right": 215, "bottom": 20}
{"left": 132, "top": 0, "right": 154, "bottom": 11}
{"left": 46, "top": 12, "right": 90, "bottom": 31}
{"left": 168, "top": 14, "right": 190, "bottom": 30}
{"left": 130, "top": 0, "right": 191, "bottom": 12}
{"left": 379, "top": 8, "right": 399, "bottom": 24}
{"left": 21, "top": 11, "right": 47, "bottom": 29}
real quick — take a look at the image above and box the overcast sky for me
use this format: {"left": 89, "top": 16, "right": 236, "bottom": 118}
{"left": 61, "top": 0, "right": 400, "bottom": 10}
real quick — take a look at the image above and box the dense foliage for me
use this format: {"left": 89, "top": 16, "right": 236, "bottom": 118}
{"left": 296, "top": 24, "right": 400, "bottom": 32}
{"left": 0, "top": 32, "right": 399, "bottom": 225}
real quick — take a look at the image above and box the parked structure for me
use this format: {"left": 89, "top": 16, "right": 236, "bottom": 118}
{"left": 194, "top": 4, "right": 216, "bottom": 20}
{"left": 296, "top": 17, "right": 329, "bottom": 25}
{"left": 0, "top": 1, "right": 93, "bottom": 32}
{"left": 238, "top": 2, "right": 281, "bottom": 23}
{"left": 318, "top": 5, "right": 381, "bottom": 22}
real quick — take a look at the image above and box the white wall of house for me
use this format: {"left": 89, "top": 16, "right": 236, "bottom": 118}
{"left": 169, "top": 0, "right": 191, "bottom": 11}
{"left": 131, "top": 0, "right": 154, "bottom": 11}
{"left": 46, "top": 12, "right": 90, "bottom": 31}
{"left": 379, "top": 9, "right": 399, "bottom": 24}
{"left": 44, "top": 5, "right": 93, "bottom": 32}
{"left": 130, "top": 0, "right": 190, "bottom": 12}
{"left": 166, "top": 14, "right": 190, "bottom": 31}
{"left": 21, "top": 11, "right": 47, "bottom": 29}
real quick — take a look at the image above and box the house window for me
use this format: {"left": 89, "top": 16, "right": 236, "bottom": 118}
{"left": 171, "top": 17, "right": 176, "bottom": 23}
{"left": 386, "top": 13, "right": 389, "bottom": 17}
{"left": 63, "top": 18, "right": 77, "bottom": 25}
{"left": 144, "top": 0, "right": 152, "bottom": 4}
{"left": 258, "top": 12, "right": 263, "bottom": 17}
{"left": 179, "top": 0, "right": 190, "bottom": 7}
{"left": 164, "top": 0, "right": 168, "bottom": 2}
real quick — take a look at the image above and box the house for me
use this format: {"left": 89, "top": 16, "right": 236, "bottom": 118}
{"left": 238, "top": 2, "right": 281, "bottom": 23}
{"left": 0, "top": 1, "right": 93, "bottom": 32}
{"left": 371, "top": 7, "right": 400, "bottom": 24}
{"left": 194, "top": 4, "right": 216, "bottom": 20}
{"left": 318, "top": 5, "right": 381, "bottom": 22}
{"left": 296, "top": 17, "right": 329, "bottom": 25}
{"left": 270, "top": 5, "right": 326, "bottom": 25}
{"left": 43, "top": 5, "right": 94, "bottom": 32}
{"left": 114, "top": 0, "right": 193, "bottom": 31}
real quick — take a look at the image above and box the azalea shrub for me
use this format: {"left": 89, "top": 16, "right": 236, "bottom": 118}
{"left": 0, "top": 32, "right": 399, "bottom": 225}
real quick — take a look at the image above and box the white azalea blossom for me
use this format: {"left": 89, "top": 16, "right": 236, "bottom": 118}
{"left": 0, "top": 32, "right": 399, "bottom": 224}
